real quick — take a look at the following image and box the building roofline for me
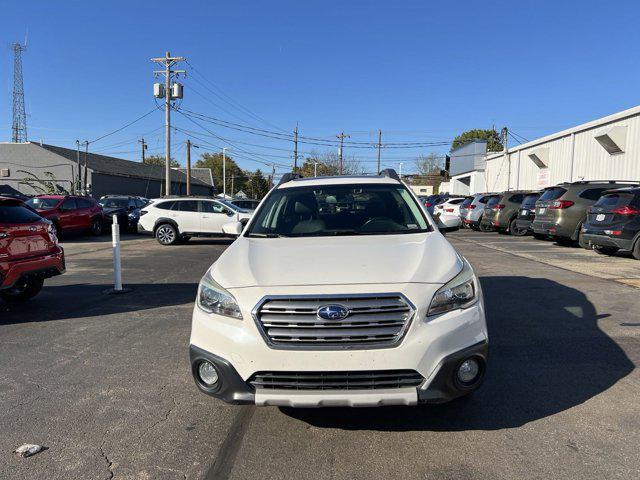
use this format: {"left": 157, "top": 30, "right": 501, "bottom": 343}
{"left": 486, "top": 103, "right": 640, "bottom": 161}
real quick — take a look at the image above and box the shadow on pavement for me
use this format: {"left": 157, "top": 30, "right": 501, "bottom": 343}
{"left": 282, "top": 276, "right": 634, "bottom": 431}
{"left": 0, "top": 282, "right": 198, "bottom": 324}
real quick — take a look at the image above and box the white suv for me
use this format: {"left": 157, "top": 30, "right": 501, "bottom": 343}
{"left": 138, "top": 197, "right": 252, "bottom": 245}
{"left": 190, "top": 171, "right": 488, "bottom": 407}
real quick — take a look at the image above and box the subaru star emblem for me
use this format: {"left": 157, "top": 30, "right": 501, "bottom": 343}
{"left": 317, "top": 304, "right": 350, "bottom": 321}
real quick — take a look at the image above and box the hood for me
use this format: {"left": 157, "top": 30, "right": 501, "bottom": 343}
{"left": 211, "top": 232, "right": 462, "bottom": 288}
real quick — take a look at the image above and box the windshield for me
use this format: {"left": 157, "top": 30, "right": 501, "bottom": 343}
{"left": 99, "top": 198, "right": 129, "bottom": 209}
{"left": 246, "top": 183, "right": 430, "bottom": 237}
{"left": 217, "top": 199, "right": 245, "bottom": 212}
{"left": 26, "top": 197, "right": 60, "bottom": 210}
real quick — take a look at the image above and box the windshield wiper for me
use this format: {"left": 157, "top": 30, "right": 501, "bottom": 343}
{"left": 246, "top": 233, "right": 288, "bottom": 238}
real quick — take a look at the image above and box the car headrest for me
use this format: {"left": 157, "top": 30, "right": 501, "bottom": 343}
{"left": 295, "top": 201, "right": 313, "bottom": 214}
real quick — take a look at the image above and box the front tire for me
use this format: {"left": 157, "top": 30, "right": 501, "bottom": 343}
{"left": 0, "top": 277, "right": 44, "bottom": 303}
{"left": 156, "top": 223, "right": 179, "bottom": 245}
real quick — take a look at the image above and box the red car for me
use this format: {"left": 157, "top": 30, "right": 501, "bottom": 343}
{"left": 25, "top": 195, "right": 104, "bottom": 237}
{"left": 0, "top": 197, "right": 65, "bottom": 302}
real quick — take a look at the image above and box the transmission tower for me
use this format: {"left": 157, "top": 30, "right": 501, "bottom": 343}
{"left": 11, "top": 43, "right": 28, "bottom": 143}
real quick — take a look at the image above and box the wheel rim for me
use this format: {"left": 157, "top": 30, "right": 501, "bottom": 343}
{"left": 93, "top": 221, "right": 101, "bottom": 234}
{"left": 157, "top": 226, "right": 175, "bottom": 244}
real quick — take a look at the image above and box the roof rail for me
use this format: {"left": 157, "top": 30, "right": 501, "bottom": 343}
{"left": 379, "top": 168, "right": 401, "bottom": 181}
{"left": 278, "top": 172, "right": 303, "bottom": 185}
{"left": 570, "top": 180, "right": 640, "bottom": 185}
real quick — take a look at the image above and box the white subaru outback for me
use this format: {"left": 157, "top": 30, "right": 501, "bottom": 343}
{"left": 190, "top": 170, "right": 488, "bottom": 407}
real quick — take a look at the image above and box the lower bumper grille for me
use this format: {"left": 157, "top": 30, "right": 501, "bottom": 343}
{"left": 249, "top": 370, "right": 424, "bottom": 390}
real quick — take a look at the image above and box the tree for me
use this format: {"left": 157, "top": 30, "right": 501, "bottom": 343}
{"left": 195, "top": 152, "right": 245, "bottom": 195}
{"left": 18, "top": 170, "right": 69, "bottom": 195}
{"left": 242, "top": 169, "right": 271, "bottom": 199}
{"left": 296, "top": 151, "right": 362, "bottom": 177}
{"left": 143, "top": 154, "right": 180, "bottom": 168}
{"left": 415, "top": 153, "right": 443, "bottom": 176}
{"left": 451, "top": 129, "right": 503, "bottom": 152}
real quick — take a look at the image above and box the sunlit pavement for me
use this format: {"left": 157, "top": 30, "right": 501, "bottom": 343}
{"left": 1, "top": 233, "right": 639, "bottom": 479}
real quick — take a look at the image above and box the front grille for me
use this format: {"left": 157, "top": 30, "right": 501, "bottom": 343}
{"left": 254, "top": 295, "right": 414, "bottom": 348}
{"left": 249, "top": 370, "right": 424, "bottom": 390}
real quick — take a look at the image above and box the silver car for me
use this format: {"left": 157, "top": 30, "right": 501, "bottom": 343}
{"left": 462, "top": 193, "right": 499, "bottom": 230}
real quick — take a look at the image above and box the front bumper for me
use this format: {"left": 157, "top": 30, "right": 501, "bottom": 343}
{"left": 189, "top": 283, "right": 488, "bottom": 407}
{"left": 0, "top": 247, "right": 65, "bottom": 290}
{"left": 189, "top": 340, "right": 488, "bottom": 407}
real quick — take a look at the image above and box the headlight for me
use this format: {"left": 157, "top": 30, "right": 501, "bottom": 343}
{"left": 428, "top": 258, "right": 478, "bottom": 316}
{"left": 197, "top": 269, "right": 243, "bottom": 319}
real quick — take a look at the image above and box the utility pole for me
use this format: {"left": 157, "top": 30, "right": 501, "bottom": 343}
{"left": 11, "top": 42, "right": 28, "bottom": 143}
{"left": 186, "top": 139, "right": 192, "bottom": 196}
{"left": 222, "top": 147, "right": 227, "bottom": 198}
{"left": 376, "top": 129, "right": 382, "bottom": 174}
{"left": 151, "top": 51, "right": 186, "bottom": 197}
{"left": 293, "top": 123, "right": 299, "bottom": 171}
{"left": 336, "top": 132, "right": 350, "bottom": 175}
{"left": 75, "top": 140, "right": 81, "bottom": 194}
{"left": 83, "top": 141, "right": 89, "bottom": 194}
{"left": 271, "top": 164, "right": 276, "bottom": 187}
{"left": 230, "top": 175, "right": 234, "bottom": 196}
{"left": 501, "top": 127, "right": 509, "bottom": 191}
{"left": 138, "top": 138, "right": 147, "bottom": 163}
{"left": 314, "top": 162, "right": 318, "bottom": 177}
{"left": 399, "top": 162, "right": 404, "bottom": 178}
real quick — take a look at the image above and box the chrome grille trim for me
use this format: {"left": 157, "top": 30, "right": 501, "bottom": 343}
{"left": 252, "top": 294, "right": 415, "bottom": 350}
{"left": 249, "top": 370, "right": 424, "bottom": 390}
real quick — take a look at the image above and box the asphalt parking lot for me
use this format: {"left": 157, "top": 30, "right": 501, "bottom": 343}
{"left": 1, "top": 230, "right": 639, "bottom": 479}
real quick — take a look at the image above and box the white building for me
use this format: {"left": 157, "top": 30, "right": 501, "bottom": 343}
{"left": 448, "top": 140, "right": 489, "bottom": 195}
{"left": 483, "top": 105, "right": 640, "bottom": 193}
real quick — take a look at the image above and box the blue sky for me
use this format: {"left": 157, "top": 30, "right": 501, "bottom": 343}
{"left": 2, "top": 0, "right": 640, "bottom": 176}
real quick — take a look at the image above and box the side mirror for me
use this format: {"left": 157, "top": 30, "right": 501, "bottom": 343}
{"left": 436, "top": 214, "right": 461, "bottom": 234}
{"left": 222, "top": 221, "right": 243, "bottom": 237}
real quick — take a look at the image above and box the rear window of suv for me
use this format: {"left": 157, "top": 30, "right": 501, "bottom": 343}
{"left": 0, "top": 204, "right": 43, "bottom": 224}
{"left": 460, "top": 197, "right": 473, "bottom": 208}
{"left": 539, "top": 187, "right": 567, "bottom": 201}
{"left": 521, "top": 194, "right": 540, "bottom": 208}
{"left": 578, "top": 188, "right": 608, "bottom": 201}
{"left": 485, "top": 196, "right": 500, "bottom": 207}
{"left": 593, "top": 193, "right": 634, "bottom": 208}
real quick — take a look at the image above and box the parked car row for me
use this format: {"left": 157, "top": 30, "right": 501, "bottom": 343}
{"left": 457, "top": 180, "right": 640, "bottom": 259}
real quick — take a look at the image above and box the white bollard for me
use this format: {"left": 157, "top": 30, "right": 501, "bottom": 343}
{"left": 112, "top": 215, "right": 123, "bottom": 291}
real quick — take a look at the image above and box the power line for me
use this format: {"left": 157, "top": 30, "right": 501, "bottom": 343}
{"left": 185, "top": 59, "right": 288, "bottom": 133}
{"left": 89, "top": 107, "right": 160, "bottom": 144}
{"left": 178, "top": 107, "right": 451, "bottom": 149}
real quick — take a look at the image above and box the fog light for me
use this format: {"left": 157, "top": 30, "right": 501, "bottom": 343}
{"left": 198, "top": 361, "right": 219, "bottom": 386}
{"left": 457, "top": 358, "right": 480, "bottom": 384}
